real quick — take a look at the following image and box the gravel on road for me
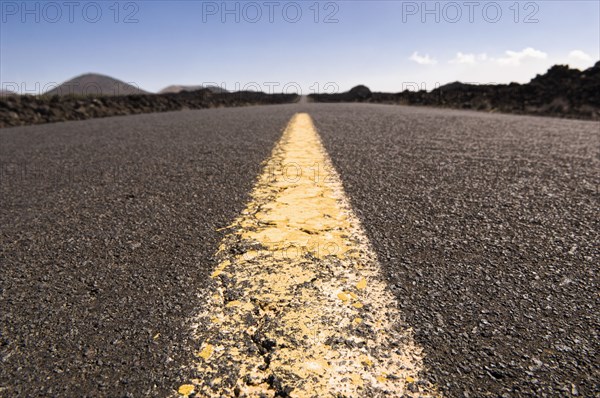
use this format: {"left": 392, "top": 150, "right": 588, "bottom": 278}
{"left": 1, "top": 103, "right": 598, "bottom": 397}
{"left": 0, "top": 106, "right": 297, "bottom": 397}
{"left": 308, "top": 103, "right": 599, "bottom": 398}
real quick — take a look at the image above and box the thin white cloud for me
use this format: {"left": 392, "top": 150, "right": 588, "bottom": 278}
{"left": 496, "top": 47, "right": 547, "bottom": 66}
{"left": 449, "top": 52, "right": 488, "bottom": 65}
{"left": 567, "top": 50, "right": 595, "bottom": 69}
{"left": 449, "top": 52, "right": 475, "bottom": 65}
{"left": 409, "top": 51, "right": 438, "bottom": 65}
{"left": 449, "top": 48, "right": 548, "bottom": 66}
{"left": 568, "top": 50, "right": 592, "bottom": 61}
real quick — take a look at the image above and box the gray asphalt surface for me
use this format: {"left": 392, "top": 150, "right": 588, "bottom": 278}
{"left": 1, "top": 104, "right": 599, "bottom": 397}
{"left": 309, "top": 104, "right": 599, "bottom": 398}
{"left": 0, "top": 107, "right": 297, "bottom": 397}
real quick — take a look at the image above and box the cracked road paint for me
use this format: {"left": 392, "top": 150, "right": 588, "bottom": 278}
{"left": 179, "top": 113, "right": 439, "bottom": 397}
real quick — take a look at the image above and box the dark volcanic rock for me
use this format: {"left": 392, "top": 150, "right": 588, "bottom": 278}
{"left": 159, "top": 85, "right": 228, "bottom": 94}
{"left": 309, "top": 62, "right": 600, "bottom": 120}
{"left": 0, "top": 90, "right": 299, "bottom": 128}
{"left": 311, "top": 85, "right": 373, "bottom": 103}
{"left": 348, "top": 85, "right": 372, "bottom": 100}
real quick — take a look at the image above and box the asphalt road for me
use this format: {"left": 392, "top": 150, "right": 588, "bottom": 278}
{"left": 1, "top": 104, "right": 599, "bottom": 397}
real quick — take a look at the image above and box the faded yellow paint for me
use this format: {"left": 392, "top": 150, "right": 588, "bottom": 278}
{"left": 197, "top": 344, "right": 214, "bottom": 360}
{"left": 210, "top": 259, "right": 231, "bottom": 278}
{"left": 356, "top": 277, "right": 367, "bottom": 290}
{"left": 337, "top": 292, "right": 349, "bottom": 302}
{"left": 359, "top": 355, "right": 374, "bottom": 367}
{"left": 177, "top": 384, "right": 194, "bottom": 396}
{"left": 182, "top": 114, "right": 439, "bottom": 397}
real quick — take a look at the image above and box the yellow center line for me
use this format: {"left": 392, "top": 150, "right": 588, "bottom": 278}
{"left": 178, "top": 113, "right": 440, "bottom": 397}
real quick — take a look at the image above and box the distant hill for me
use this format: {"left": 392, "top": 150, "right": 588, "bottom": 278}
{"left": 45, "top": 73, "right": 149, "bottom": 97}
{"left": 159, "top": 85, "right": 228, "bottom": 94}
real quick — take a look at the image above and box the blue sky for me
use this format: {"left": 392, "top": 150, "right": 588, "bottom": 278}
{"left": 1, "top": 1, "right": 599, "bottom": 93}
